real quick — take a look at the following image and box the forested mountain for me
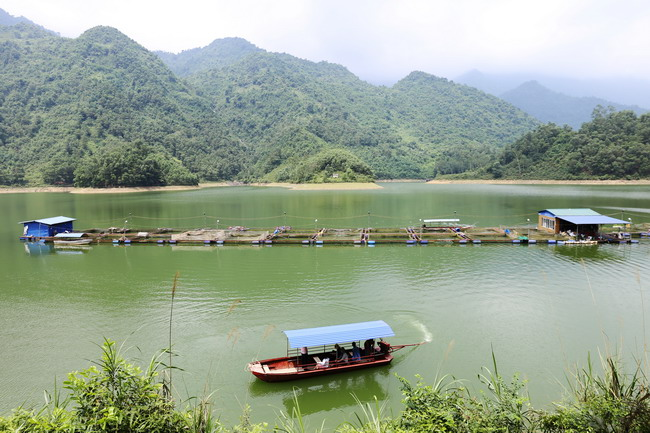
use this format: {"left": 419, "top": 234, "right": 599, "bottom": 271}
{"left": 0, "top": 18, "right": 540, "bottom": 186}
{"left": 480, "top": 108, "right": 650, "bottom": 180}
{"left": 187, "top": 53, "right": 538, "bottom": 180}
{"left": 0, "top": 23, "right": 245, "bottom": 186}
{"left": 155, "top": 37, "right": 262, "bottom": 77}
{"left": 501, "top": 81, "right": 647, "bottom": 129}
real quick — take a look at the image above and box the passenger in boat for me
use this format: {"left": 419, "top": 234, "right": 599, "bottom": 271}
{"left": 378, "top": 339, "right": 391, "bottom": 355}
{"left": 300, "top": 347, "right": 310, "bottom": 366}
{"left": 363, "top": 338, "right": 375, "bottom": 356}
{"left": 351, "top": 341, "right": 361, "bottom": 362}
{"left": 335, "top": 344, "right": 349, "bottom": 363}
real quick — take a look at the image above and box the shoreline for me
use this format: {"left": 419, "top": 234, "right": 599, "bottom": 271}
{"left": 0, "top": 182, "right": 383, "bottom": 194}
{"left": 425, "top": 179, "right": 650, "bottom": 185}
{"left": 2, "top": 179, "right": 650, "bottom": 194}
{"left": 254, "top": 182, "right": 383, "bottom": 190}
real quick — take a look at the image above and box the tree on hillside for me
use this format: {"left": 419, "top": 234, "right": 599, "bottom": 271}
{"left": 291, "top": 148, "right": 374, "bottom": 183}
{"left": 73, "top": 140, "right": 198, "bottom": 187}
{"left": 486, "top": 109, "right": 650, "bottom": 180}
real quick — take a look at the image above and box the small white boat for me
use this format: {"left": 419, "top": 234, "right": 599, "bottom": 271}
{"left": 563, "top": 239, "right": 598, "bottom": 245}
{"left": 53, "top": 239, "right": 93, "bottom": 246}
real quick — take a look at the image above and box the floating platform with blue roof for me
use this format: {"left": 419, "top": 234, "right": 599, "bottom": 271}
{"left": 19, "top": 216, "right": 76, "bottom": 240}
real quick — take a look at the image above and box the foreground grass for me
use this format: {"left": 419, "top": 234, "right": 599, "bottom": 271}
{"left": 1, "top": 340, "right": 649, "bottom": 433}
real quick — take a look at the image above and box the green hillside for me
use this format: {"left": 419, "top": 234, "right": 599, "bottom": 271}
{"left": 482, "top": 107, "right": 650, "bottom": 179}
{"left": 155, "top": 37, "right": 262, "bottom": 77}
{"left": 1, "top": 23, "right": 541, "bottom": 186}
{"left": 0, "top": 24, "right": 244, "bottom": 186}
{"left": 187, "top": 54, "right": 538, "bottom": 180}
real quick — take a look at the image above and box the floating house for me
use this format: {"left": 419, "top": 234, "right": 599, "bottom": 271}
{"left": 19, "top": 216, "right": 76, "bottom": 238}
{"left": 537, "top": 209, "right": 627, "bottom": 236}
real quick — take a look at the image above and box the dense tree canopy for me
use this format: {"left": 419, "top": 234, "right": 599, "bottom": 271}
{"left": 0, "top": 23, "right": 244, "bottom": 187}
{"left": 481, "top": 108, "right": 650, "bottom": 180}
{"left": 187, "top": 54, "right": 538, "bottom": 181}
{"left": 73, "top": 140, "right": 198, "bottom": 187}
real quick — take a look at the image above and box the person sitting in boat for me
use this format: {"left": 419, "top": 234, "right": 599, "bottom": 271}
{"left": 363, "top": 338, "right": 375, "bottom": 356}
{"left": 315, "top": 357, "right": 329, "bottom": 369}
{"left": 335, "top": 344, "right": 349, "bottom": 364}
{"left": 378, "top": 339, "right": 391, "bottom": 355}
{"left": 351, "top": 341, "right": 361, "bottom": 362}
{"left": 300, "top": 347, "right": 310, "bottom": 366}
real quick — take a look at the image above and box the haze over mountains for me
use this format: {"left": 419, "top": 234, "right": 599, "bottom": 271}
{"left": 500, "top": 81, "right": 647, "bottom": 130}
{"left": 0, "top": 8, "right": 648, "bottom": 186}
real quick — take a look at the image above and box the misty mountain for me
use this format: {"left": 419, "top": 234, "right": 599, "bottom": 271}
{"left": 456, "top": 69, "right": 650, "bottom": 109}
{"left": 155, "top": 37, "right": 262, "bottom": 77}
{"left": 501, "top": 81, "right": 647, "bottom": 129}
{"left": 0, "top": 8, "right": 56, "bottom": 34}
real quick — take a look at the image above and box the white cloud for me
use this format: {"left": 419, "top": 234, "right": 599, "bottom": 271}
{"left": 1, "top": 0, "right": 649, "bottom": 83}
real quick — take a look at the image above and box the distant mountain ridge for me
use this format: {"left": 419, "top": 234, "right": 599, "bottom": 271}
{"left": 0, "top": 8, "right": 56, "bottom": 34}
{"left": 501, "top": 80, "right": 647, "bottom": 129}
{"left": 155, "top": 37, "right": 262, "bottom": 77}
{"left": 456, "top": 69, "right": 650, "bottom": 109}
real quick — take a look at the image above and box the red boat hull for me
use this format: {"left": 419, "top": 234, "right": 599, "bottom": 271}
{"left": 248, "top": 354, "right": 393, "bottom": 382}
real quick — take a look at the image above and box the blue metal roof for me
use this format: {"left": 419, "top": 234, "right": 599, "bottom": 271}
{"left": 19, "top": 216, "right": 76, "bottom": 225}
{"left": 557, "top": 215, "right": 628, "bottom": 225}
{"left": 540, "top": 208, "right": 600, "bottom": 217}
{"left": 283, "top": 320, "right": 395, "bottom": 349}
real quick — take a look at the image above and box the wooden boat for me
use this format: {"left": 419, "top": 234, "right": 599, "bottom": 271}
{"left": 53, "top": 239, "right": 93, "bottom": 246}
{"left": 247, "top": 320, "right": 422, "bottom": 382}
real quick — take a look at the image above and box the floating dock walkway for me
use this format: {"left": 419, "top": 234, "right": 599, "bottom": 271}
{"left": 20, "top": 225, "right": 645, "bottom": 246}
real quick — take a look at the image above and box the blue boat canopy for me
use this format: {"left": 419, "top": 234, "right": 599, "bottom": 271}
{"left": 283, "top": 320, "right": 395, "bottom": 349}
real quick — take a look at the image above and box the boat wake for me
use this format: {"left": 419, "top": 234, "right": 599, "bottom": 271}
{"left": 395, "top": 315, "right": 433, "bottom": 343}
{"left": 414, "top": 320, "right": 433, "bottom": 343}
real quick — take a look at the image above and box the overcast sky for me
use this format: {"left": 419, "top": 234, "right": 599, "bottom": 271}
{"left": 2, "top": 0, "right": 649, "bottom": 85}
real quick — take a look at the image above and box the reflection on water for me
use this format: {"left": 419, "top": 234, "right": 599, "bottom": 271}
{"left": 552, "top": 244, "right": 619, "bottom": 262}
{"left": 248, "top": 369, "right": 389, "bottom": 416}
{"left": 284, "top": 370, "right": 390, "bottom": 416}
{"left": 23, "top": 241, "right": 53, "bottom": 256}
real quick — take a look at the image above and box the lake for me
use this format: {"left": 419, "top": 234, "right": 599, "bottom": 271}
{"left": 1, "top": 182, "right": 649, "bottom": 428}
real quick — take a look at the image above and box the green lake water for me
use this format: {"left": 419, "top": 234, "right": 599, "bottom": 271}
{"left": 1, "top": 182, "right": 650, "bottom": 428}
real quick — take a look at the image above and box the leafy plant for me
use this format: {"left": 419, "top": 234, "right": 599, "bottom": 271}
{"left": 63, "top": 338, "right": 188, "bottom": 432}
{"left": 540, "top": 354, "right": 650, "bottom": 432}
